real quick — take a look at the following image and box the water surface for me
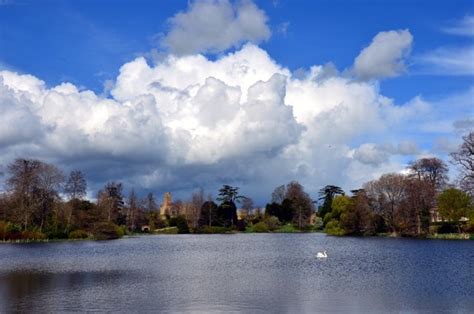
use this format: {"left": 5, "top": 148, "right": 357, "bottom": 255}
{"left": 0, "top": 234, "right": 473, "bottom": 313}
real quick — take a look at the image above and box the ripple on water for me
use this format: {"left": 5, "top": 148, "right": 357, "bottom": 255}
{"left": 0, "top": 233, "right": 473, "bottom": 313}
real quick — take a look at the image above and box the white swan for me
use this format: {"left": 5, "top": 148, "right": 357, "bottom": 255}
{"left": 316, "top": 250, "right": 327, "bottom": 258}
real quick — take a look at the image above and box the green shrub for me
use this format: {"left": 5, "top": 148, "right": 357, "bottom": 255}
{"left": 313, "top": 217, "right": 324, "bottom": 230}
{"left": 253, "top": 221, "right": 269, "bottom": 233}
{"left": 168, "top": 215, "right": 190, "bottom": 234}
{"left": 274, "top": 223, "right": 299, "bottom": 233}
{"left": 301, "top": 224, "right": 316, "bottom": 232}
{"left": 323, "top": 212, "right": 333, "bottom": 226}
{"left": 429, "top": 225, "right": 439, "bottom": 235}
{"left": 325, "top": 219, "right": 345, "bottom": 236}
{"left": 465, "top": 212, "right": 474, "bottom": 233}
{"left": 117, "top": 225, "right": 127, "bottom": 237}
{"left": 69, "top": 229, "right": 89, "bottom": 239}
{"left": 263, "top": 216, "right": 281, "bottom": 231}
{"left": 4, "top": 223, "right": 22, "bottom": 240}
{"left": 92, "top": 222, "right": 124, "bottom": 240}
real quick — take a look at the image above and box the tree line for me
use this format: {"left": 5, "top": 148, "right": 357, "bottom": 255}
{"left": 318, "top": 132, "right": 473, "bottom": 236}
{"left": 0, "top": 132, "right": 472, "bottom": 240}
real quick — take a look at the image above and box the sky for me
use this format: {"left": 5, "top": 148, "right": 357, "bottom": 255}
{"left": 0, "top": 0, "right": 473, "bottom": 204}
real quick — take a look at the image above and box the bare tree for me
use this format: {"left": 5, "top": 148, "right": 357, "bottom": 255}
{"left": 408, "top": 157, "right": 449, "bottom": 190}
{"left": 188, "top": 188, "right": 204, "bottom": 229}
{"left": 64, "top": 170, "right": 87, "bottom": 232}
{"left": 64, "top": 170, "right": 87, "bottom": 200}
{"left": 98, "top": 182, "right": 124, "bottom": 223}
{"left": 241, "top": 196, "right": 254, "bottom": 218}
{"left": 271, "top": 185, "right": 286, "bottom": 204}
{"left": 7, "top": 159, "right": 42, "bottom": 230}
{"left": 365, "top": 173, "right": 407, "bottom": 233}
{"left": 127, "top": 189, "right": 139, "bottom": 231}
{"left": 145, "top": 192, "right": 158, "bottom": 212}
{"left": 34, "top": 162, "right": 65, "bottom": 231}
{"left": 402, "top": 178, "right": 435, "bottom": 236}
{"left": 450, "top": 132, "right": 474, "bottom": 195}
{"left": 6, "top": 159, "right": 65, "bottom": 231}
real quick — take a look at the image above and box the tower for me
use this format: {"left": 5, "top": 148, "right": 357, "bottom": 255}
{"left": 159, "top": 192, "right": 172, "bottom": 218}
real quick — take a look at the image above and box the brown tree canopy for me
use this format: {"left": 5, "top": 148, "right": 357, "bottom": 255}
{"left": 285, "top": 181, "right": 315, "bottom": 228}
{"left": 6, "top": 158, "right": 64, "bottom": 231}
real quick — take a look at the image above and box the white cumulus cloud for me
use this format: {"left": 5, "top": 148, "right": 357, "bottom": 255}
{"left": 0, "top": 43, "right": 471, "bottom": 202}
{"left": 161, "top": 0, "right": 271, "bottom": 55}
{"left": 353, "top": 29, "right": 413, "bottom": 80}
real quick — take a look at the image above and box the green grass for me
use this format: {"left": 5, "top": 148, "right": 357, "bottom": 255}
{"left": 427, "top": 233, "right": 471, "bottom": 240}
{"left": 154, "top": 227, "right": 179, "bottom": 234}
{"left": 274, "top": 224, "right": 300, "bottom": 233}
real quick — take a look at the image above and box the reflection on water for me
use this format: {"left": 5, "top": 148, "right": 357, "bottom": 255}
{"left": 0, "top": 234, "right": 473, "bottom": 313}
{"left": 1, "top": 270, "right": 127, "bottom": 312}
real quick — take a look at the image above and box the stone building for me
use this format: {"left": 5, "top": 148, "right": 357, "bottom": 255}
{"left": 159, "top": 192, "right": 180, "bottom": 219}
{"left": 159, "top": 192, "right": 172, "bottom": 218}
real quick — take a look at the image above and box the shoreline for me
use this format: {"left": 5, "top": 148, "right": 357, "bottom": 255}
{"left": 1, "top": 231, "right": 472, "bottom": 244}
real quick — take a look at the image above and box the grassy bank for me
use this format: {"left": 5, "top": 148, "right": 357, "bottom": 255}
{"left": 427, "top": 233, "right": 472, "bottom": 240}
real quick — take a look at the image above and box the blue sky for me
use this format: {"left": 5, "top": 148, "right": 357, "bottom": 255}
{"left": 0, "top": 0, "right": 473, "bottom": 202}
{"left": 1, "top": 0, "right": 472, "bottom": 100}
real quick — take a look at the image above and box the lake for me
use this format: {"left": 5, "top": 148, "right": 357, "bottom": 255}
{"left": 0, "top": 234, "right": 473, "bottom": 313}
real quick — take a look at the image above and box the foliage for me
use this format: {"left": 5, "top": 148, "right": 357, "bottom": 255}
{"left": 68, "top": 229, "right": 90, "bottom": 239}
{"left": 313, "top": 216, "right": 324, "bottom": 230}
{"left": 168, "top": 215, "right": 190, "bottom": 234}
{"left": 92, "top": 222, "right": 124, "bottom": 240}
{"left": 265, "top": 201, "right": 293, "bottom": 223}
{"left": 325, "top": 219, "right": 345, "bottom": 236}
{"left": 466, "top": 211, "right": 474, "bottom": 233}
{"left": 216, "top": 201, "right": 238, "bottom": 227}
{"left": 253, "top": 221, "right": 269, "bottom": 233}
{"left": 263, "top": 216, "right": 281, "bottom": 231}
{"left": 5, "top": 222, "right": 22, "bottom": 240}
{"left": 1, "top": 142, "right": 471, "bottom": 240}
{"left": 318, "top": 185, "right": 344, "bottom": 220}
{"left": 274, "top": 223, "right": 300, "bottom": 233}
{"left": 198, "top": 201, "right": 218, "bottom": 227}
{"left": 216, "top": 185, "right": 244, "bottom": 203}
{"left": 286, "top": 181, "right": 315, "bottom": 229}
{"left": 437, "top": 188, "right": 471, "bottom": 222}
